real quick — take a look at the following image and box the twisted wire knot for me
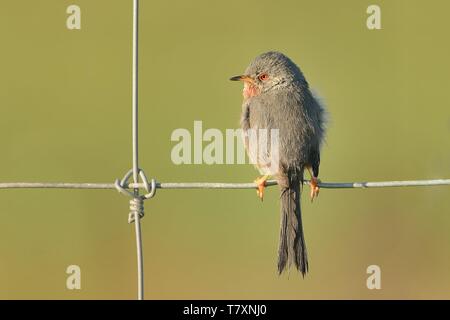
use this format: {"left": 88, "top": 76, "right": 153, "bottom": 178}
{"left": 128, "top": 197, "right": 144, "bottom": 224}
{"left": 114, "top": 168, "right": 157, "bottom": 223}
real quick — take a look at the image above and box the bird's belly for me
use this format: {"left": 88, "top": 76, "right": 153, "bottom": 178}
{"left": 242, "top": 128, "right": 280, "bottom": 176}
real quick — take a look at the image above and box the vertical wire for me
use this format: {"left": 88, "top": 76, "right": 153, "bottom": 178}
{"left": 134, "top": 210, "right": 144, "bottom": 300}
{"left": 132, "top": 0, "right": 139, "bottom": 184}
{"left": 132, "top": 0, "right": 144, "bottom": 301}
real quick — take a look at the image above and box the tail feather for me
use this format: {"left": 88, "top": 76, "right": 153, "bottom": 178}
{"left": 278, "top": 177, "right": 308, "bottom": 276}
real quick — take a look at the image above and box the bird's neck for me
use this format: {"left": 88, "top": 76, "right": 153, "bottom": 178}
{"left": 243, "top": 82, "right": 260, "bottom": 99}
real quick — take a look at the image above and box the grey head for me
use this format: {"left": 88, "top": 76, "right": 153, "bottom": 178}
{"left": 230, "top": 51, "right": 308, "bottom": 95}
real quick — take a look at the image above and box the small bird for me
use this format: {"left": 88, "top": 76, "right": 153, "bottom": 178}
{"left": 230, "top": 51, "right": 327, "bottom": 276}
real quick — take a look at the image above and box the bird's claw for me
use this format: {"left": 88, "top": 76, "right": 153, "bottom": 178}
{"left": 310, "top": 177, "right": 320, "bottom": 202}
{"left": 254, "top": 176, "right": 268, "bottom": 201}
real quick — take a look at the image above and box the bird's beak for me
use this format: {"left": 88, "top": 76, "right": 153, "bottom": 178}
{"left": 229, "top": 75, "right": 254, "bottom": 84}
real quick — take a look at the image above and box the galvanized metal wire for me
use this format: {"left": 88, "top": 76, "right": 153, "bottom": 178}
{"left": 130, "top": 0, "right": 143, "bottom": 301}
{"left": 1, "top": 179, "right": 449, "bottom": 190}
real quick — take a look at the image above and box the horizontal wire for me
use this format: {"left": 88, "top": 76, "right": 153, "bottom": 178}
{"left": 0, "top": 179, "right": 449, "bottom": 190}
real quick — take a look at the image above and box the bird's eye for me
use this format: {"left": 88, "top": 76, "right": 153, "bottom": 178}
{"left": 258, "top": 73, "right": 269, "bottom": 81}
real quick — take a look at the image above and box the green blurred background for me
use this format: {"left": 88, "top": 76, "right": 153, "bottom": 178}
{"left": 0, "top": 0, "right": 449, "bottom": 299}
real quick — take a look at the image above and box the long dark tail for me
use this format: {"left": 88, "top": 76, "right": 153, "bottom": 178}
{"left": 278, "top": 175, "right": 308, "bottom": 276}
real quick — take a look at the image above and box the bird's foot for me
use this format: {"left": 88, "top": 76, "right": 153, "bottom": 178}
{"left": 309, "top": 177, "right": 320, "bottom": 202}
{"left": 254, "top": 175, "right": 269, "bottom": 201}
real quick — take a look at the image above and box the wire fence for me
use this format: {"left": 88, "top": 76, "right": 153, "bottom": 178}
{"left": 1, "top": 179, "right": 449, "bottom": 190}
{"left": 1, "top": 0, "right": 449, "bottom": 300}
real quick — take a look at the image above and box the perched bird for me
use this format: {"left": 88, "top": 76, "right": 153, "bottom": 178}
{"left": 230, "top": 51, "right": 327, "bottom": 276}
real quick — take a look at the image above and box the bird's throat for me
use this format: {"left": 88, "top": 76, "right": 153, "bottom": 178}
{"left": 243, "top": 83, "right": 260, "bottom": 99}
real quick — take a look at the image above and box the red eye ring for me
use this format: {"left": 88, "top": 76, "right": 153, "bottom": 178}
{"left": 258, "top": 73, "right": 269, "bottom": 81}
